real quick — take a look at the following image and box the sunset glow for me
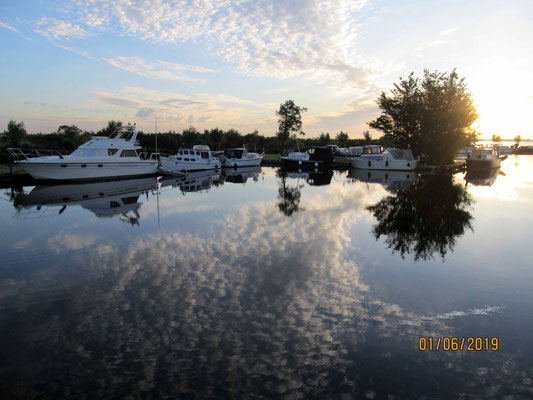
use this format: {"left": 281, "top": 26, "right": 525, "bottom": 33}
{"left": 1, "top": 1, "right": 532, "bottom": 139}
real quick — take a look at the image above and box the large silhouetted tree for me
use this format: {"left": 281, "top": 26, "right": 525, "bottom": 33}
{"left": 3, "top": 120, "right": 27, "bottom": 146}
{"left": 276, "top": 100, "right": 307, "bottom": 150}
{"left": 369, "top": 69, "right": 478, "bottom": 165}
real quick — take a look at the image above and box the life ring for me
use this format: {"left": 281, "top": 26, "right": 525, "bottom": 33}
{"left": 298, "top": 160, "right": 302, "bottom": 165}
{"left": 314, "top": 162, "right": 318, "bottom": 167}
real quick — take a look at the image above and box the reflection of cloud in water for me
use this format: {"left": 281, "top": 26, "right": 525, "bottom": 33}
{"left": 47, "top": 233, "right": 97, "bottom": 252}
{"left": 0, "top": 178, "right": 527, "bottom": 398}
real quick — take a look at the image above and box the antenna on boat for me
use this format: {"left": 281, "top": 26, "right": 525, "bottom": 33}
{"left": 155, "top": 116, "right": 158, "bottom": 156}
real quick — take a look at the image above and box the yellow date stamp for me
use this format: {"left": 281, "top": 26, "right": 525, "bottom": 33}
{"left": 418, "top": 337, "right": 499, "bottom": 351}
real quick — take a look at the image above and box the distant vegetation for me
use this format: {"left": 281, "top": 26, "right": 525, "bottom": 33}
{"left": 1, "top": 119, "right": 385, "bottom": 163}
{"left": 369, "top": 69, "right": 478, "bottom": 165}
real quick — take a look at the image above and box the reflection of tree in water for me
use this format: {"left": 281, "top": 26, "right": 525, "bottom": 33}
{"left": 276, "top": 170, "right": 304, "bottom": 216}
{"left": 367, "top": 173, "right": 474, "bottom": 261}
{"left": 4, "top": 186, "right": 24, "bottom": 210}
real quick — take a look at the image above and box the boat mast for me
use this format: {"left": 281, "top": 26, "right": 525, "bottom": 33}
{"left": 155, "top": 116, "right": 158, "bottom": 155}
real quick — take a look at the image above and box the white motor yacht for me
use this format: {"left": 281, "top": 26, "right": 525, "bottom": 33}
{"left": 8, "top": 125, "right": 157, "bottom": 180}
{"left": 159, "top": 145, "right": 221, "bottom": 174}
{"left": 349, "top": 146, "right": 418, "bottom": 171}
{"left": 222, "top": 148, "right": 263, "bottom": 168}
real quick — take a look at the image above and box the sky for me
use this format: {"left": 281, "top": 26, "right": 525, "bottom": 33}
{"left": 1, "top": 0, "right": 532, "bottom": 139}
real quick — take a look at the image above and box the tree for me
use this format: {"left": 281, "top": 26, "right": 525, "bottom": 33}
{"left": 369, "top": 69, "right": 478, "bottom": 165}
{"left": 318, "top": 132, "right": 330, "bottom": 145}
{"left": 3, "top": 120, "right": 27, "bottom": 146}
{"left": 208, "top": 128, "right": 224, "bottom": 150}
{"left": 363, "top": 130, "right": 372, "bottom": 144}
{"left": 336, "top": 131, "right": 349, "bottom": 147}
{"left": 514, "top": 135, "right": 521, "bottom": 148}
{"left": 491, "top": 134, "right": 501, "bottom": 143}
{"left": 276, "top": 100, "right": 307, "bottom": 150}
{"left": 57, "top": 124, "right": 82, "bottom": 139}
{"left": 98, "top": 120, "right": 122, "bottom": 137}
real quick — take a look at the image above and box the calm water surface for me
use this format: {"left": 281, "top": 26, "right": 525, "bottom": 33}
{"left": 1, "top": 156, "right": 532, "bottom": 399}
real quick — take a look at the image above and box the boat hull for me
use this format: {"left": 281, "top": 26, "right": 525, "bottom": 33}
{"left": 280, "top": 157, "right": 326, "bottom": 168}
{"left": 466, "top": 158, "right": 501, "bottom": 169}
{"left": 349, "top": 158, "right": 418, "bottom": 171}
{"left": 222, "top": 156, "right": 263, "bottom": 168}
{"left": 17, "top": 160, "right": 158, "bottom": 180}
{"left": 160, "top": 157, "right": 221, "bottom": 174}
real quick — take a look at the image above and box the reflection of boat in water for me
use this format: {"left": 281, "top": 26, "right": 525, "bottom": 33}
{"left": 285, "top": 170, "right": 333, "bottom": 186}
{"left": 347, "top": 169, "right": 417, "bottom": 190}
{"left": 465, "top": 167, "right": 500, "bottom": 186}
{"left": 17, "top": 177, "right": 158, "bottom": 224}
{"left": 159, "top": 169, "right": 223, "bottom": 194}
{"left": 221, "top": 166, "right": 261, "bottom": 184}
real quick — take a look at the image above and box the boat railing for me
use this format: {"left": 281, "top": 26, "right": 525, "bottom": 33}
{"left": 7, "top": 147, "right": 65, "bottom": 160}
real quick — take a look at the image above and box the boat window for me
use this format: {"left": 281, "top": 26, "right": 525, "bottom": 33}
{"left": 121, "top": 196, "right": 138, "bottom": 205}
{"left": 110, "top": 201, "right": 121, "bottom": 208}
{"left": 196, "top": 151, "right": 200, "bottom": 156}
{"left": 120, "top": 150, "right": 138, "bottom": 157}
{"left": 308, "top": 148, "right": 315, "bottom": 155}
{"left": 108, "top": 149, "right": 118, "bottom": 156}
{"left": 201, "top": 152, "right": 209, "bottom": 159}
{"left": 184, "top": 150, "right": 189, "bottom": 155}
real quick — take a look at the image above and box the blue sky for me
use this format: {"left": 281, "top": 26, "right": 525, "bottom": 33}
{"left": 1, "top": 0, "right": 532, "bottom": 138}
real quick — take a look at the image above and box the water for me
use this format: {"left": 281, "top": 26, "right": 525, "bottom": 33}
{"left": 1, "top": 157, "right": 532, "bottom": 399}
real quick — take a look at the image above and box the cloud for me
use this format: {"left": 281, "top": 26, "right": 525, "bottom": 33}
{"left": 416, "top": 39, "right": 456, "bottom": 52}
{"left": 0, "top": 22, "right": 17, "bottom": 32}
{"left": 439, "top": 27, "right": 457, "bottom": 36}
{"left": 136, "top": 107, "right": 157, "bottom": 118}
{"left": 75, "top": 0, "right": 378, "bottom": 88}
{"left": 34, "top": 17, "right": 90, "bottom": 39}
{"left": 95, "top": 93, "right": 143, "bottom": 108}
{"left": 100, "top": 56, "right": 214, "bottom": 81}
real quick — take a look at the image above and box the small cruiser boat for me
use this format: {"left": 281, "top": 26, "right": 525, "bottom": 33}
{"left": 159, "top": 170, "right": 223, "bottom": 194}
{"left": 8, "top": 125, "right": 158, "bottom": 180}
{"left": 222, "top": 165, "right": 261, "bottom": 184}
{"left": 280, "top": 146, "right": 334, "bottom": 168}
{"left": 349, "top": 146, "right": 418, "bottom": 171}
{"left": 222, "top": 148, "right": 263, "bottom": 168}
{"left": 159, "top": 145, "right": 221, "bottom": 174}
{"left": 466, "top": 148, "right": 504, "bottom": 169}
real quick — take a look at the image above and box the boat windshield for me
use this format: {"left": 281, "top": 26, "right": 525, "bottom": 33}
{"left": 226, "top": 149, "right": 244, "bottom": 159}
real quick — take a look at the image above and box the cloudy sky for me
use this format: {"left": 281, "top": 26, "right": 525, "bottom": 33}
{"left": 1, "top": 0, "right": 532, "bottom": 138}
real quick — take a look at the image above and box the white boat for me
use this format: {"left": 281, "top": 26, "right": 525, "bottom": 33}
{"left": 493, "top": 145, "right": 514, "bottom": 156}
{"left": 280, "top": 146, "right": 334, "bottom": 168}
{"left": 456, "top": 146, "right": 475, "bottom": 160}
{"left": 466, "top": 147, "right": 503, "bottom": 169}
{"left": 8, "top": 125, "right": 157, "bottom": 181}
{"left": 222, "top": 148, "right": 263, "bottom": 168}
{"left": 159, "top": 145, "right": 221, "bottom": 174}
{"left": 349, "top": 146, "right": 418, "bottom": 171}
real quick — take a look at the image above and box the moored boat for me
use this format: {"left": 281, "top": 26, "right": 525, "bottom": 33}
{"left": 280, "top": 146, "right": 334, "bottom": 168}
{"left": 349, "top": 146, "right": 418, "bottom": 171}
{"left": 8, "top": 125, "right": 158, "bottom": 181}
{"left": 222, "top": 148, "right": 263, "bottom": 168}
{"left": 466, "top": 148, "right": 503, "bottom": 169}
{"left": 159, "top": 145, "right": 221, "bottom": 174}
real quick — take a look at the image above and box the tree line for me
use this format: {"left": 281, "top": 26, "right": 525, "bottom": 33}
{"left": 0, "top": 119, "right": 380, "bottom": 163}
